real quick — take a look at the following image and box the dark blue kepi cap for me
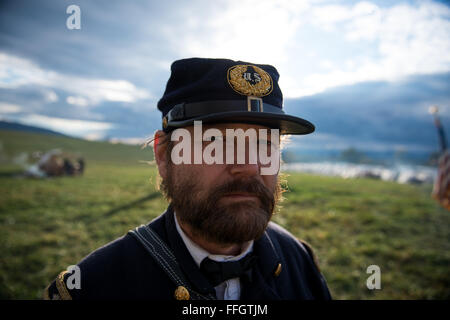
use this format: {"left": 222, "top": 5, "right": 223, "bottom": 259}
{"left": 157, "top": 58, "right": 315, "bottom": 135}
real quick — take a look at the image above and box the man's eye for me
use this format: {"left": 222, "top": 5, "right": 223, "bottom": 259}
{"left": 204, "top": 136, "right": 222, "bottom": 142}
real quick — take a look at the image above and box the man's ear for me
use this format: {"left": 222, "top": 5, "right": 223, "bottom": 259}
{"left": 154, "top": 130, "right": 169, "bottom": 180}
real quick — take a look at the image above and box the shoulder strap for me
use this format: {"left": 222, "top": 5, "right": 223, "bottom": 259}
{"left": 128, "top": 225, "right": 216, "bottom": 300}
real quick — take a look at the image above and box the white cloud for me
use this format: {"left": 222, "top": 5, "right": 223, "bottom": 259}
{"left": 66, "top": 96, "right": 89, "bottom": 107}
{"left": 1, "top": 0, "right": 448, "bottom": 109}
{"left": 109, "top": 137, "right": 146, "bottom": 145}
{"left": 311, "top": 1, "right": 380, "bottom": 33}
{"left": 168, "top": 0, "right": 450, "bottom": 98}
{"left": 84, "top": 132, "right": 107, "bottom": 141}
{"left": 0, "top": 52, "right": 151, "bottom": 106}
{"left": 18, "top": 113, "right": 114, "bottom": 138}
{"left": 170, "top": 0, "right": 312, "bottom": 65}
{"left": 0, "top": 102, "right": 22, "bottom": 113}
{"left": 290, "top": 1, "right": 450, "bottom": 97}
{"left": 44, "top": 90, "right": 58, "bottom": 103}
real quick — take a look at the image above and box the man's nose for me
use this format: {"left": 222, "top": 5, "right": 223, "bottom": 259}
{"left": 228, "top": 162, "right": 260, "bottom": 177}
{"left": 227, "top": 142, "right": 260, "bottom": 177}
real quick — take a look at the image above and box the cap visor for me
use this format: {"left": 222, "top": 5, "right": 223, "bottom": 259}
{"left": 167, "top": 111, "right": 315, "bottom": 135}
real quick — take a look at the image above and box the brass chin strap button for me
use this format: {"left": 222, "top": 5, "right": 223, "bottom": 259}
{"left": 274, "top": 263, "right": 282, "bottom": 277}
{"left": 174, "top": 286, "right": 190, "bottom": 300}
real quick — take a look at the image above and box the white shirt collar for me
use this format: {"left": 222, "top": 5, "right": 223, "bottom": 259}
{"left": 174, "top": 211, "right": 254, "bottom": 267}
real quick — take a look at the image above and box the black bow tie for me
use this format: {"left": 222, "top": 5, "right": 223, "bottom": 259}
{"left": 200, "top": 253, "right": 257, "bottom": 287}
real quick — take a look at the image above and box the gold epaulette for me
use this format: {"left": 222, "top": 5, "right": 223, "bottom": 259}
{"left": 43, "top": 270, "right": 73, "bottom": 300}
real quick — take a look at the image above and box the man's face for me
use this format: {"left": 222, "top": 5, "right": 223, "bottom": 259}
{"left": 161, "top": 123, "right": 281, "bottom": 245}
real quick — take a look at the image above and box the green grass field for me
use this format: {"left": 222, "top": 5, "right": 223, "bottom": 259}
{"left": 0, "top": 129, "right": 449, "bottom": 299}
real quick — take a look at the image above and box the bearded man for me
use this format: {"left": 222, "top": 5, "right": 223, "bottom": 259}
{"left": 44, "top": 58, "right": 331, "bottom": 300}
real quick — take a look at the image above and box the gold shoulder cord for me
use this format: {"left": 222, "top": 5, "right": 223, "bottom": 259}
{"left": 55, "top": 270, "right": 73, "bottom": 300}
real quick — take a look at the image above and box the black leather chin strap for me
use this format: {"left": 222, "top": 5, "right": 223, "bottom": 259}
{"left": 167, "top": 99, "right": 285, "bottom": 123}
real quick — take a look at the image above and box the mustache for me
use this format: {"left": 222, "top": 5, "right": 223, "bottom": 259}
{"left": 208, "top": 178, "right": 275, "bottom": 208}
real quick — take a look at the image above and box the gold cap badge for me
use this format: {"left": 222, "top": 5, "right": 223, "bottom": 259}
{"left": 174, "top": 286, "right": 190, "bottom": 300}
{"left": 227, "top": 64, "right": 273, "bottom": 97}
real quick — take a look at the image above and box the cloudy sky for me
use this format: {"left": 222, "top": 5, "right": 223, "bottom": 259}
{"left": 0, "top": 0, "right": 449, "bottom": 154}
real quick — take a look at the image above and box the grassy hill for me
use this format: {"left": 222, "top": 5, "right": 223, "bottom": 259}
{"left": 0, "top": 129, "right": 153, "bottom": 166}
{"left": 0, "top": 120, "right": 67, "bottom": 136}
{"left": 0, "top": 129, "right": 449, "bottom": 299}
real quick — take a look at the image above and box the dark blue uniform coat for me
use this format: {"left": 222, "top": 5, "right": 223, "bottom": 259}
{"left": 44, "top": 205, "right": 332, "bottom": 300}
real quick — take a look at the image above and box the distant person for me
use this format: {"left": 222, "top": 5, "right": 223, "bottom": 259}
{"left": 44, "top": 58, "right": 331, "bottom": 300}
{"left": 39, "top": 151, "right": 64, "bottom": 177}
{"left": 63, "top": 158, "right": 75, "bottom": 176}
{"left": 75, "top": 157, "right": 85, "bottom": 175}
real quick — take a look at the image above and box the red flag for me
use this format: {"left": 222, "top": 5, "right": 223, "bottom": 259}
{"left": 432, "top": 150, "right": 450, "bottom": 210}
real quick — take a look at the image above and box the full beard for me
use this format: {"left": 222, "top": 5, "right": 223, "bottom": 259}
{"left": 163, "top": 166, "right": 279, "bottom": 245}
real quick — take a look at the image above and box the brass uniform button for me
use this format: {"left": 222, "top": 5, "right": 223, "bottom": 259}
{"left": 174, "top": 286, "right": 190, "bottom": 300}
{"left": 274, "top": 263, "right": 282, "bottom": 277}
{"left": 162, "top": 116, "right": 168, "bottom": 129}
